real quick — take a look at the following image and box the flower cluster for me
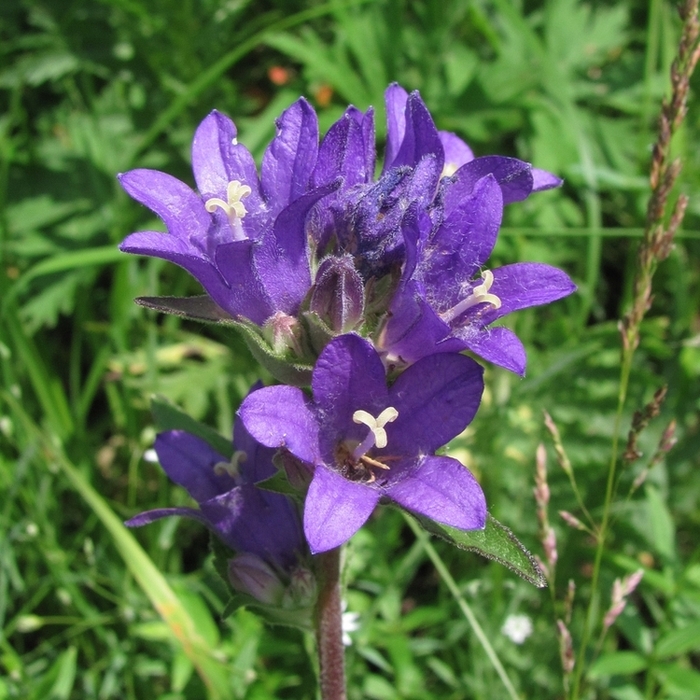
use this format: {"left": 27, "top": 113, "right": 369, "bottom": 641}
{"left": 121, "top": 85, "right": 575, "bottom": 584}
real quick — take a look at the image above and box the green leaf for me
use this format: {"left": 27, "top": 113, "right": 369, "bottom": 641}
{"left": 655, "top": 621, "right": 700, "bottom": 659}
{"left": 135, "top": 295, "right": 235, "bottom": 324}
{"left": 413, "top": 513, "right": 547, "bottom": 588}
{"left": 256, "top": 470, "right": 300, "bottom": 497}
{"left": 589, "top": 651, "right": 647, "bottom": 678}
{"left": 150, "top": 395, "right": 233, "bottom": 458}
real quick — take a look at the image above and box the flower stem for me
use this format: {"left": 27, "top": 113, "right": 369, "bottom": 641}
{"left": 314, "top": 547, "right": 346, "bottom": 700}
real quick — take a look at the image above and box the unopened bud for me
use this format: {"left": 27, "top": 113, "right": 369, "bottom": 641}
{"left": 282, "top": 566, "right": 317, "bottom": 609}
{"left": 263, "top": 311, "right": 303, "bottom": 356}
{"left": 310, "top": 255, "right": 364, "bottom": 333}
{"left": 228, "top": 553, "right": 285, "bottom": 605}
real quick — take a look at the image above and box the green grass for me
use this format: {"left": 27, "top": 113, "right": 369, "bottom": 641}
{"left": 1, "top": 0, "right": 699, "bottom": 697}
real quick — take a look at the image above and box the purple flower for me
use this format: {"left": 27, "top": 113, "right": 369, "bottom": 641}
{"left": 126, "top": 417, "right": 304, "bottom": 570}
{"left": 119, "top": 102, "right": 338, "bottom": 325}
{"left": 378, "top": 171, "right": 576, "bottom": 375}
{"left": 238, "top": 334, "right": 487, "bottom": 554}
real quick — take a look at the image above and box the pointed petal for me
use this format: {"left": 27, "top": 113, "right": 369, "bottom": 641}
{"left": 458, "top": 326, "right": 527, "bottom": 376}
{"left": 213, "top": 238, "right": 275, "bottom": 323}
{"left": 125, "top": 507, "right": 206, "bottom": 527}
{"left": 447, "top": 157, "right": 534, "bottom": 209}
{"left": 119, "top": 231, "right": 233, "bottom": 308}
{"left": 233, "top": 415, "right": 278, "bottom": 484}
{"left": 118, "top": 169, "right": 211, "bottom": 238}
{"left": 255, "top": 183, "right": 339, "bottom": 315}
{"left": 313, "top": 110, "right": 371, "bottom": 188}
{"left": 480, "top": 263, "right": 577, "bottom": 325}
{"left": 388, "top": 353, "right": 483, "bottom": 454}
{"left": 383, "top": 83, "right": 409, "bottom": 172}
{"left": 311, "top": 335, "right": 388, "bottom": 451}
{"left": 200, "top": 485, "right": 303, "bottom": 567}
{"left": 391, "top": 91, "right": 444, "bottom": 173}
{"left": 191, "top": 110, "right": 263, "bottom": 211}
{"left": 386, "top": 455, "right": 486, "bottom": 531}
{"left": 238, "top": 385, "right": 320, "bottom": 466}
{"left": 261, "top": 98, "right": 319, "bottom": 212}
{"left": 380, "top": 281, "right": 460, "bottom": 364}
{"left": 154, "top": 431, "right": 234, "bottom": 502}
{"left": 425, "top": 173, "right": 503, "bottom": 288}
{"left": 532, "top": 168, "right": 563, "bottom": 191}
{"left": 303, "top": 466, "right": 380, "bottom": 553}
{"left": 439, "top": 131, "right": 474, "bottom": 174}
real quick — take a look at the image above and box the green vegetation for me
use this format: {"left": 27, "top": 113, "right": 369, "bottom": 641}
{"left": 1, "top": 0, "right": 699, "bottom": 697}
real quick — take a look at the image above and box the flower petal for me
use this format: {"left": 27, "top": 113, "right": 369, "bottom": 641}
{"left": 119, "top": 231, "right": 233, "bottom": 309}
{"left": 480, "top": 262, "right": 577, "bottom": 325}
{"left": 386, "top": 455, "right": 486, "bottom": 531}
{"left": 313, "top": 109, "right": 372, "bottom": 188}
{"left": 448, "top": 156, "right": 534, "bottom": 208}
{"left": 439, "top": 131, "right": 474, "bottom": 174}
{"left": 233, "top": 418, "right": 277, "bottom": 484}
{"left": 154, "top": 431, "right": 234, "bottom": 503}
{"left": 425, "top": 173, "right": 503, "bottom": 288}
{"left": 191, "top": 110, "right": 263, "bottom": 212}
{"left": 118, "top": 169, "right": 211, "bottom": 239}
{"left": 390, "top": 91, "right": 444, "bottom": 174}
{"left": 261, "top": 98, "right": 319, "bottom": 212}
{"left": 311, "top": 335, "right": 389, "bottom": 450}
{"left": 387, "top": 352, "right": 483, "bottom": 454}
{"left": 238, "top": 385, "right": 320, "bottom": 466}
{"left": 457, "top": 326, "right": 527, "bottom": 376}
{"left": 383, "top": 83, "right": 409, "bottom": 172}
{"left": 303, "top": 466, "right": 380, "bottom": 553}
{"left": 532, "top": 168, "right": 563, "bottom": 191}
{"left": 200, "top": 485, "right": 303, "bottom": 567}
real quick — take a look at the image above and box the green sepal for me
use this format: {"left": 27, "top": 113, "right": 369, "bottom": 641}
{"left": 301, "top": 310, "right": 336, "bottom": 356}
{"left": 256, "top": 469, "right": 302, "bottom": 498}
{"left": 232, "top": 317, "right": 314, "bottom": 387}
{"left": 151, "top": 394, "right": 233, "bottom": 458}
{"left": 136, "top": 295, "right": 236, "bottom": 324}
{"left": 412, "top": 513, "right": 547, "bottom": 588}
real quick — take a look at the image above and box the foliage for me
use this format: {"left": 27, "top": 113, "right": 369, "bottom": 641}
{"left": 1, "top": 0, "right": 699, "bottom": 697}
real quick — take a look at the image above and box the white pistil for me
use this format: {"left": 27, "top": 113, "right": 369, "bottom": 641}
{"left": 213, "top": 449, "right": 247, "bottom": 478}
{"left": 351, "top": 407, "right": 398, "bottom": 459}
{"left": 440, "top": 269, "right": 502, "bottom": 324}
{"left": 204, "top": 180, "right": 252, "bottom": 238}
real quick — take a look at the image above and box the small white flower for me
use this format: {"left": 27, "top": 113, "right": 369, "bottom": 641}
{"left": 342, "top": 601, "right": 361, "bottom": 646}
{"left": 501, "top": 614, "right": 533, "bottom": 644}
{"left": 143, "top": 448, "right": 159, "bottom": 463}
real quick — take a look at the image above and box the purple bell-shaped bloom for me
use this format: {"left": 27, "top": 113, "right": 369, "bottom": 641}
{"left": 238, "top": 334, "right": 487, "bottom": 554}
{"left": 126, "top": 416, "right": 304, "bottom": 571}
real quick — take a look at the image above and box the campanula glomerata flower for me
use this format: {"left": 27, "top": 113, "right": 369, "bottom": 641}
{"left": 238, "top": 334, "right": 487, "bottom": 553}
{"left": 126, "top": 416, "right": 304, "bottom": 574}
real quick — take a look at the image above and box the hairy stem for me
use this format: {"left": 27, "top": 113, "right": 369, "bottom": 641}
{"left": 315, "top": 547, "right": 346, "bottom": 700}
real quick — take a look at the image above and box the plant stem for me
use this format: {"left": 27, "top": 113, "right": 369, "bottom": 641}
{"left": 315, "top": 547, "right": 346, "bottom": 700}
{"left": 569, "top": 2, "right": 700, "bottom": 697}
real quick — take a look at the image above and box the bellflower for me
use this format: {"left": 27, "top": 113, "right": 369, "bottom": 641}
{"left": 119, "top": 101, "right": 338, "bottom": 326}
{"left": 378, "top": 175, "right": 577, "bottom": 375}
{"left": 126, "top": 417, "right": 305, "bottom": 576}
{"left": 238, "top": 334, "right": 487, "bottom": 554}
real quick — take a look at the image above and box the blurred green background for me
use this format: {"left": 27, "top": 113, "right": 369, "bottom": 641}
{"left": 1, "top": 0, "right": 699, "bottom": 697}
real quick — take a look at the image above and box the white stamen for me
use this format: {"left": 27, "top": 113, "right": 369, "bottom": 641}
{"left": 231, "top": 138, "right": 238, "bottom": 146}
{"left": 213, "top": 449, "right": 247, "bottom": 478}
{"left": 204, "top": 180, "right": 252, "bottom": 225}
{"left": 352, "top": 407, "right": 398, "bottom": 458}
{"left": 440, "top": 269, "right": 502, "bottom": 324}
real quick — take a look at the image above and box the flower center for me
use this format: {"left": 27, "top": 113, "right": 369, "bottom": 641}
{"left": 213, "top": 449, "right": 247, "bottom": 478}
{"left": 351, "top": 406, "right": 398, "bottom": 459}
{"left": 440, "top": 269, "right": 502, "bottom": 324}
{"left": 204, "top": 180, "right": 252, "bottom": 240}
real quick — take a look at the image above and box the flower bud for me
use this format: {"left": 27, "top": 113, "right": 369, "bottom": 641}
{"left": 282, "top": 566, "right": 317, "bottom": 609}
{"left": 228, "top": 553, "right": 285, "bottom": 605}
{"left": 310, "top": 255, "right": 364, "bottom": 333}
{"left": 263, "top": 311, "right": 303, "bottom": 356}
